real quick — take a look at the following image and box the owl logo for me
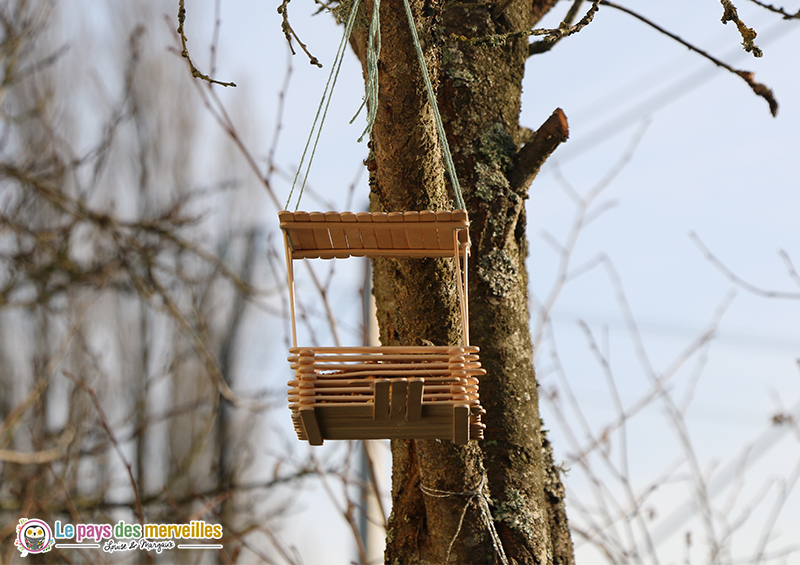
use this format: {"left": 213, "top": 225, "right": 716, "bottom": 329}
{"left": 14, "top": 518, "right": 54, "bottom": 557}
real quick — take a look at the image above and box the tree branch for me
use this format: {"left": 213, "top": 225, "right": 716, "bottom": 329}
{"left": 177, "top": 0, "right": 237, "bottom": 86}
{"left": 690, "top": 232, "right": 800, "bottom": 299}
{"left": 277, "top": 0, "right": 323, "bottom": 67}
{"left": 529, "top": 0, "right": 589, "bottom": 55}
{"left": 746, "top": 0, "right": 800, "bottom": 19}
{"left": 720, "top": 0, "right": 763, "bottom": 57}
{"left": 600, "top": 1, "right": 778, "bottom": 116}
{"left": 508, "top": 108, "right": 569, "bottom": 195}
{"left": 452, "top": 1, "right": 601, "bottom": 49}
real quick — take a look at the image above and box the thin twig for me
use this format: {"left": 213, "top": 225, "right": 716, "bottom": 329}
{"left": 746, "top": 0, "right": 800, "bottom": 19}
{"left": 719, "top": 0, "right": 763, "bottom": 57}
{"left": 453, "top": 0, "right": 601, "bottom": 48}
{"left": 600, "top": 0, "right": 778, "bottom": 116}
{"left": 63, "top": 370, "right": 147, "bottom": 526}
{"left": 277, "top": 0, "right": 323, "bottom": 67}
{"left": 690, "top": 232, "right": 800, "bottom": 299}
{"left": 177, "top": 0, "right": 236, "bottom": 86}
{"left": 529, "top": 0, "right": 589, "bottom": 55}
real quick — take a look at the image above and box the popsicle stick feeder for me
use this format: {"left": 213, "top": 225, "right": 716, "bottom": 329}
{"left": 280, "top": 209, "right": 486, "bottom": 445}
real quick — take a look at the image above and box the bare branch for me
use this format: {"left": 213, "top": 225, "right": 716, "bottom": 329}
{"left": 720, "top": 0, "right": 763, "bottom": 57}
{"left": 0, "top": 430, "right": 73, "bottom": 463}
{"left": 509, "top": 108, "right": 569, "bottom": 195}
{"left": 63, "top": 370, "right": 147, "bottom": 525}
{"left": 600, "top": 0, "right": 779, "bottom": 116}
{"left": 451, "top": 0, "right": 602, "bottom": 49}
{"left": 746, "top": 0, "right": 800, "bottom": 18}
{"left": 277, "top": 0, "right": 323, "bottom": 67}
{"left": 176, "top": 0, "right": 237, "bottom": 86}
{"left": 529, "top": 0, "right": 590, "bottom": 55}
{"left": 690, "top": 232, "right": 800, "bottom": 299}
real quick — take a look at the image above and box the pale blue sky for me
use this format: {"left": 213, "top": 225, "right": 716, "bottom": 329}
{"left": 64, "top": 0, "right": 800, "bottom": 562}
{"left": 199, "top": 1, "right": 800, "bottom": 562}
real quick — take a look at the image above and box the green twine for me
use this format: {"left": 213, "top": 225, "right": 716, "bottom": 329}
{"left": 285, "top": 0, "right": 363, "bottom": 211}
{"left": 350, "top": 0, "right": 381, "bottom": 142}
{"left": 401, "top": 0, "right": 465, "bottom": 211}
{"left": 287, "top": 0, "right": 466, "bottom": 213}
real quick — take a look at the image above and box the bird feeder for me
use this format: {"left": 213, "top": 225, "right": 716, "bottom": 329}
{"left": 280, "top": 209, "right": 486, "bottom": 445}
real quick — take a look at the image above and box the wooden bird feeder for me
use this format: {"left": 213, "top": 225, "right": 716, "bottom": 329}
{"left": 280, "top": 209, "right": 486, "bottom": 445}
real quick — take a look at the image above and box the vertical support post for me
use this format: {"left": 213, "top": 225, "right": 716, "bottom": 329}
{"left": 452, "top": 227, "right": 470, "bottom": 347}
{"left": 449, "top": 346, "right": 470, "bottom": 442}
{"left": 453, "top": 404, "right": 470, "bottom": 445}
{"left": 297, "top": 350, "right": 322, "bottom": 445}
{"left": 282, "top": 231, "right": 299, "bottom": 348}
{"left": 462, "top": 230, "right": 470, "bottom": 345}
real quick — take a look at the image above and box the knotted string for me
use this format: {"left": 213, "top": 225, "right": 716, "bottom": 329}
{"left": 420, "top": 474, "right": 509, "bottom": 565}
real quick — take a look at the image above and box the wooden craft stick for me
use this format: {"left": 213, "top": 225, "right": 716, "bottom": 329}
{"left": 309, "top": 386, "right": 375, "bottom": 394}
{"left": 288, "top": 365, "right": 484, "bottom": 376}
{"left": 290, "top": 354, "right": 452, "bottom": 363}
{"left": 403, "top": 212, "right": 424, "bottom": 249}
{"left": 388, "top": 212, "right": 409, "bottom": 249}
{"left": 310, "top": 361, "right": 452, "bottom": 371}
{"left": 356, "top": 212, "right": 379, "bottom": 249}
{"left": 289, "top": 248, "right": 461, "bottom": 259}
{"left": 374, "top": 379, "right": 390, "bottom": 420}
{"left": 290, "top": 345, "right": 458, "bottom": 354}
{"left": 341, "top": 212, "right": 363, "bottom": 250}
{"left": 309, "top": 211, "right": 333, "bottom": 251}
{"left": 372, "top": 213, "right": 394, "bottom": 249}
{"left": 390, "top": 379, "right": 408, "bottom": 421}
{"left": 323, "top": 426, "right": 454, "bottom": 441}
{"left": 453, "top": 227, "right": 469, "bottom": 345}
{"left": 297, "top": 404, "right": 374, "bottom": 415}
{"left": 279, "top": 211, "right": 303, "bottom": 250}
{"left": 420, "top": 397, "right": 480, "bottom": 405}
{"left": 407, "top": 378, "right": 424, "bottom": 421}
{"left": 435, "top": 211, "right": 453, "bottom": 249}
{"left": 452, "top": 210, "right": 468, "bottom": 223}
{"left": 283, "top": 233, "right": 299, "bottom": 348}
{"left": 419, "top": 210, "right": 440, "bottom": 250}
{"left": 325, "top": 211, "right": 348, "bottom": 250}
{"left": 295, "top": 395, "right": 374, "bottom": 402}
{"left": 281, "top": 220, "right": 468, "bottom": 230}
{"left": 298, "top": 369, "right": 467, "bottom": 378}
{"left": 289, "top": 376, "right": 464, "bottom": 386}
{"left": 453, "top": 404, "right": 470, "bottom": 445}
{"left": 292, "top": 211, "right": 317, "bottom": 250}
{"left": 300, "top": 407, "right": 324, "bottom": 446}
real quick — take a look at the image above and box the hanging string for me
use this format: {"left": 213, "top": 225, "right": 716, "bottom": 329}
{"left": 287, "top": 0, "right": 466, "bottom": 212}
{"left": 420, "top": 474, "right": 509, "bottom": 565}
{"left": 350, "top": 0, "right": 381, "bottom": 142}
{"left": 401, "top": 0, "right": 466, "bottom": 211}
{"left": 284, "top": 0, "right": 363, "bottom": 211}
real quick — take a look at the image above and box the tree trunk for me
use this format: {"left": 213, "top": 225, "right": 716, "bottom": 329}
{"left": 353, "top": 0, "right": 574, "bottom": 562}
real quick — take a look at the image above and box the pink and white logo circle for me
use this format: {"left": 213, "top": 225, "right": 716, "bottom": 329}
{"left": 15, "top": 518, "right": 54, "bottom": 557}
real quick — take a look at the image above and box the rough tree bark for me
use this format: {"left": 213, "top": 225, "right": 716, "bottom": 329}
{"left": 352, "top": 0, "right": 573, "bottom": 562}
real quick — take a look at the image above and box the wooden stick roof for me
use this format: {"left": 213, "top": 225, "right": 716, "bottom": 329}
{"left": 279, "top": 210, "right": 469, "bottom": 260}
